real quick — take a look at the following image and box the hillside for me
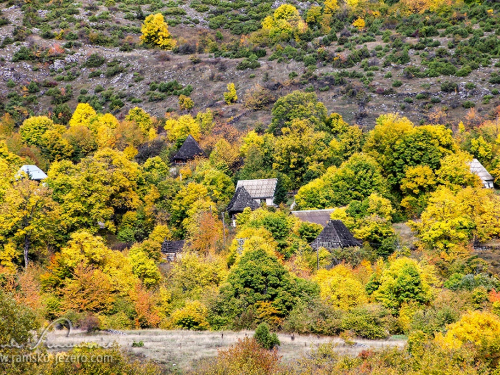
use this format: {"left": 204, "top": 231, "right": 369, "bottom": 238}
{"left": 2, "top": 0, "right": 500, "bottom": 128}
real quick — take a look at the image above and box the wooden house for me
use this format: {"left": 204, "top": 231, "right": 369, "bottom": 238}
{"left": 310, "top": 220, "right": 362, "bottom": 250}
{"left": 469, "top": 158, "right": 495, "bottom": 189}
{"left": 226, "top": 186, "right": 260, "bottom": 226}
{"left": 235, "top": 178, "right": 277, "bottom": 206}
{"left": 161, "top": 240, "right": 185, "bottom": 262}
{"left": 291, "top": 209, "right": 335, "bottom": 227}
{"left": 172, "top": 135, "right": 206, "bottom": 164}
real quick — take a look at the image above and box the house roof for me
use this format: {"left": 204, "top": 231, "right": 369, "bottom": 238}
{"left": 17, "top": 165, "right": 47, "bottom": 180}
{"left": 161, "top": 240, "right": 185, "bottom": 254}
{"left": 291, "top": 209, "right": 335, "bottom": 227}
{"left": 469, "top": 158, "right": 494, "bottom": 182}
{"left": 310, "top": 220, "right": 362, "bottom": 250}
{"left": 173, "top": 135, "right": 206, "bottom": 161}
{"left": 236, "top": 178, "right": 277, "bottom": 199}
{"left": 227, "top": 186, "right": 260, "bottom": 214}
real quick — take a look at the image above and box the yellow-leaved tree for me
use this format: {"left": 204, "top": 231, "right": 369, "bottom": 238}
{"left": 164, "top": 114, "right": 201, "bottom": 142}
{"left": 262, "top": 4, "right": 307, "bottom": 42}
{"left": 314, "top": 265, "right": 367, "bottom": 310}
{"left": 435, "top": 311, "right": 500, "bottom": 358}
{"left": 141, "top": 13, "right": 176, "bottom": 50}
{"left": 223, "top": 83, "right": 237, "bottom": 104}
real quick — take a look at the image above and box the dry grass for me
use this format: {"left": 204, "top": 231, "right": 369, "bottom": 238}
{"left": 43, "top": 329, "right": 406, "bottom": 372}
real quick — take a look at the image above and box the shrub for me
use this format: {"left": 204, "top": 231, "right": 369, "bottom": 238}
{"left": 392, "top": 80, "right": 403, "bottom": 87}
{"left": 84, "top": 53, "right": 105, "bottom": 68}
{"left": 441, "top": 81, "right": 458, "bottom": 93}
{"left": 254, "top": 323, "right": 280, "bottom": 349}
{"left": 462, "top": 101, "right": 475, "bottom": 108}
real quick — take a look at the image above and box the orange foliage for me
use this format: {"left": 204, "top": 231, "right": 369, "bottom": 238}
{"left": 62, "top": 264, "right": 115, "bottom": 313}
{"left": 189, "top": 211, "right": 224, "bottom": 255}
{"left": 489, "top": 289, "right": 500, "bottom": 303}
{"left": 130, "top": 283, "right": 161, "bottom": 328}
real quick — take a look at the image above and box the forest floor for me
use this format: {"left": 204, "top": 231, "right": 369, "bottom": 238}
{"left": 42, "top": 329, "right": 406, "bottom": 371}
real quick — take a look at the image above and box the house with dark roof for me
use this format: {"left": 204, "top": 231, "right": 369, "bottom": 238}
{"left": 235, "top": 178, "right": 277, "bottom": 206}
{"left": 291, "top": 209, "right": 335, "bottom": 227}
{"left": 172, "top": 135, "right": 206, "bottom": 164}
{"left": 16, "top": 165, "right": 47, "bottom": 181}
{"left": 469, "top": 158, "right": 495, "bottom": 189}
{"left": 310, "top": 220, "right": 362, "bottom": 250}
{"left": 226, "top": 186, "right": 260, "bottom": 226}
{"left": 161, "top": 240, "right": 185, "bottom": 262}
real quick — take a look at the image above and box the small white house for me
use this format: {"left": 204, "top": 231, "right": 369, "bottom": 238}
{"left": 16, "top": 165, "right": 47, "bottom": 181}
{"left": 469, "top": 158, "right": 495, "bottom": 189}
{"left": 235, "top": 178, "right": 278, "bottom": 206}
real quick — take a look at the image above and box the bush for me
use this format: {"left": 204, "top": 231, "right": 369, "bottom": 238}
{"left": 341, "top": 307, "right": 389, "bottom": 339}
{"left": 84, "top": 53, "right": 106, "bottom": 68}
{"left": 392, "top": 80, "right": 403, "bottom": 87}
{"left": 462, "top": 101, "right": 475, "bottom": 108}
{"left": 441, "top": 81, "right": 458, "bottom": 93}
{"left": 254, "top": 323, "right": 280, "bottom": 349}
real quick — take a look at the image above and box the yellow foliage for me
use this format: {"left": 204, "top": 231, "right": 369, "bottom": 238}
{"left": 179, "top": 95, "right": 194, "bottom": 110}
{"left": 140, "top": 13, "right": 176, "bottom": 50}
{"left": 435, "top": 311, "right": 500, "bottom": 350}
{"left": 164, "top": 114, "right": 201, "bottom": 142}
{"left": 352, "top": 18, "right": 366, "bottom": 30}
{"left": 224, "top": 83, "right": 238, "bottom": 104}
{"left": 324, "top": 0, "right": 339, "bottom": 14}
{"left": 262, "top": 4, "right": 307, "bottom": 41}
{"left": 170, "top": 301, "right": 210, "bottom": 330}
{"left": 314, "top": 265, "right": 367, "bottom": 310}
{"left": 68, "top": 103, "right": 97, "bottom": 128}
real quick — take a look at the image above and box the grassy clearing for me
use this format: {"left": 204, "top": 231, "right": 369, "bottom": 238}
{"left": 44, "top": 329, "right": 406, "bottom": 371}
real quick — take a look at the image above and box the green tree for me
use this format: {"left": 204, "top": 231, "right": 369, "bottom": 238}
{"left": 213, "top": 248, "right": 319, "bottom": 327}
{"left": 369, "top": 257, "right": 435, "bottom": 313}
{"left": 295, "top": 153, "right": 387, "bottom": 209}
{"left": 254, "top": 322, "right": 280, "bottom": 349}
{"left": 269, "top": 91, "right": 328, "bottom": 135}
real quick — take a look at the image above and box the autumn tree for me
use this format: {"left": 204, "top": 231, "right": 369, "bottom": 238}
{"left": 164, "top": 114, "right": 201, "bottom": 142}
{"left": 47, "top": 148, "right": 141, "bottom": 233}
{"left": 269, "top": 90, "right": 328, "bottom": 135}
{"left": 262, "top": 4, "right": 307, "bottom": 43}
{"left": 272, "top": 119, "right": 332, "bottom": 188}
{"left": 19, "top": 116, "right": 54, "bottom": 147}
{"left": 0, "top": 177, "right": 61, "bottom": 268}
{"left": 224, "top": 83, "right": 238, "bottom": 104}
{"left": 314, "top": 265, "right": 367, "bottom": 310}
{"left": 368, "top": 257, "right": 435, "bottom": 313}
{"left": 410, "top": 186, "right": 500, "bottom": 253}
{"left": 141, "top": 13, "right": 176, "bottom": 50}
{"left": 295, "top": 153, "right": 387, "bottom": 209}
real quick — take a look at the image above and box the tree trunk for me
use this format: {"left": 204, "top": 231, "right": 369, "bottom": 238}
{"left": 24, "top": 232, "right": 30, "bottom": 268}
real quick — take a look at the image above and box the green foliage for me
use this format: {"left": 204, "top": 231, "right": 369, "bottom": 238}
{"left": 269, "top": 90, "right": 328, "bottom": 135}
{"left": 254, "top": 322, "right": 280, "bottom": 349}
{"left": 213, "top": 248, "right": 319, "bottom": 328}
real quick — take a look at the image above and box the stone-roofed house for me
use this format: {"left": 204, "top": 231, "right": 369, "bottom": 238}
{"left": 161, "top": 240, "right": 185, "bottom": 262}
{"left": 310, "top": 220, "right": 362, "bottom": 250}
{"left": 291, "top": 209, "right": 335, "bottom": 227}
{"left": 469, "top": 158, "right": 495, "bottom": 189}
{"left": 17, "top": 165, "right": 48, "bottom": 181}
{"left": 235, "top": 178, "right": 278, "bottom": 206}
{"left": 172, "top": 135, "right": 206, "bottom": 164}
{"left": 226, "top": 186, "right": 260, "bottom": 226}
